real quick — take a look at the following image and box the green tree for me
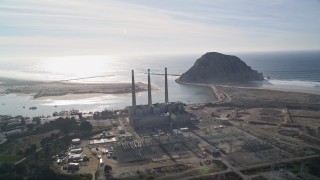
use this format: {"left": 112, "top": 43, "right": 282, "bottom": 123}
{"left": 104, "top": 165, "right": 112, "bottom": 174}
{"left": 21, "top": 117, "right": 26, "bottom": 126}
{"left": 55, "top": 117, "right": 77, "bottom": 134}
{"left": 101, "top": 110, "right": 115, "bottom": 119}
{"left": 40, "top": 137, "right": 50, "bottom": 146}
{"left": 32, "top": 117, "right": 41, "bottom": 125}
{"left": 93, "top": 112, "right": 101, "bottom": 120}
{"left": 16, "top": 149, "right": 24, "bottom": 155}
{"left": 24, "top": 144, "right": 37, "bottom": 156}
{"left": 80, "top": 121, "right": 92, "bottom": 131}
{"left": 26, "top": 123, "right": 34, "bottom": 130}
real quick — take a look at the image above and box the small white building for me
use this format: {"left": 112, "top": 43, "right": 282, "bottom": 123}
{"left": 68, "top": 163, "right": 79, "bottom": 170}
{"left": 70, "top": 148, "right": 82, "bottom": 154}
{"left": 68, "top": 154, "right": 82, "bottom": 162}
{"left": 180, "top": 127, "right": 189, "bottom": 132}
{"left": 89, "top": 137, "right": 117, "bottom": 145}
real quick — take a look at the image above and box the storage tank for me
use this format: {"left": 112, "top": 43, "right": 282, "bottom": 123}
{"left": 72, "top": 138, "right": 81, "bottom": 145}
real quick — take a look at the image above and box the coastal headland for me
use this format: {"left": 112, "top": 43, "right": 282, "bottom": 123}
{"left": 176, "top": 52, "right": 320, "bottom": 108}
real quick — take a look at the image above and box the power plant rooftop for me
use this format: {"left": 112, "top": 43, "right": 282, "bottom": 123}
{"left": 129, "top": 68, "right": 191, "bottom": 130}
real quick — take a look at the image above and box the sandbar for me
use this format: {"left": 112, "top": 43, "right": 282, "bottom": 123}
{"left": 0, "top": 78, "right": 148, "bottom": 99}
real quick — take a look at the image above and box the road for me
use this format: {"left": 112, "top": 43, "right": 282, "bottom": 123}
{"left": 14, "top": 146, "right": 43, "bottom": 166}
{"left": 95, "top": 164, "right": 106, "bottom": 180}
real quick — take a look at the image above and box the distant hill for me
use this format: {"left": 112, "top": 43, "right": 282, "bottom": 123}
{"left": 177, "top": 52, "right": 263, "bottom": 83}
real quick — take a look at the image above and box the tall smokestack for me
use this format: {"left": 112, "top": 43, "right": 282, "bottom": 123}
{"left": 165, "top": 67, "right": 169, "bottom": 103}
{"left": 131, "top": 70, "right": 136, "bottom": 107}
{"left": 147, "top": 69, "right": 152, "bottom": 105}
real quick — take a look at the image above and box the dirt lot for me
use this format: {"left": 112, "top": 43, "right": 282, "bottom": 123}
{"left": 54, "top": 140, "right": 99, "bottom": 179}
{"left": 216, "top": 86, "right": 320, "bottom": 107}
{"left": 238, "top": 108, "right": 283, "bottom": 123}
{"left": 289, "top": 110, "right": 320, "bottom": 118}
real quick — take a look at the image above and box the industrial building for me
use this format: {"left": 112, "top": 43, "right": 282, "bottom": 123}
{"left": 128, "top": 68, "right": 190, "bottom": 130}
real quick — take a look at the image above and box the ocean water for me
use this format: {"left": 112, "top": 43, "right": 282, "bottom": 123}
{"left": 237, "top": 51, "right": 320, "bottom": 90}
{"left": 0, "top": 51, "right": 319, "bottom": 116}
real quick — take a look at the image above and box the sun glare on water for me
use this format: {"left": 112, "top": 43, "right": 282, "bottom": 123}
{"left": 39, "top": 56, "right": 113, "bottom": 79}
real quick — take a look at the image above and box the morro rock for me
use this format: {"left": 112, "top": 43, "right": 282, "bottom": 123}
{"left": 178, "top": 52, "right": 263, "bottom": 83}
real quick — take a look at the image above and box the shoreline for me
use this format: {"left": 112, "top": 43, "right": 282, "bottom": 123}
{"left": 0, "top": 78, "right": 148, "bottom": 99}
{"left": 36, "top": 93, "right": 124, "bottom": 100}
{"left": 176, "top": 78, "right": 320, "bottom": 108}
{"left": 255, "top": 86, "right": 320, "bottom": 95}
{"left": 2, "top": 77, "right": 319, "bottom": 101}
{"left": 216, "top": 84, "right": 320, "bottom": 95}
{"left": 176, "top": 79, "right": 320, "bottom": 97}
{"left": 1, "top": 78, "right": 319, "bottom": 117}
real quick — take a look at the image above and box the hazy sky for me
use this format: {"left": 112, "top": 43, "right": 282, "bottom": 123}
{"left": 1, "top": 0, "right": 320, "bottom": 58}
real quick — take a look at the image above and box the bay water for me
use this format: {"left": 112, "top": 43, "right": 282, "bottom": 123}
{"left": 0, "top": 51, "right": 319, "bottom": 117}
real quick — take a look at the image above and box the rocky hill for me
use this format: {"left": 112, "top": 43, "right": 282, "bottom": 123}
{"left": 177, "top": 52, "right": 263, "bottom": 83}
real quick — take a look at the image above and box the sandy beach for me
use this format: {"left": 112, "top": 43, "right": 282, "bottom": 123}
{"left": 35, "top": 93, "right": 119, "bottom": 100}
{"left": 216, "top": 85, "right": 320, "bottom": 104}
{"left": 0, "top": 78, "right": 148, "bottom": 98}
{"left": 255, "top": 86, "right": 320, "bottom": 95}
{"left": 176, "top": 79, "right": 320, "bottom": 108}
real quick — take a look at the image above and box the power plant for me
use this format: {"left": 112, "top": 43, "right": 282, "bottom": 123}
{"left": 128, "top": 68, "right": 190, "bottom": 130}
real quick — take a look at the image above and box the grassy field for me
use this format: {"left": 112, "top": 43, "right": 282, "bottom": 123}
{"left": 0, "top": 153, "right": 22, "bottom": 163}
